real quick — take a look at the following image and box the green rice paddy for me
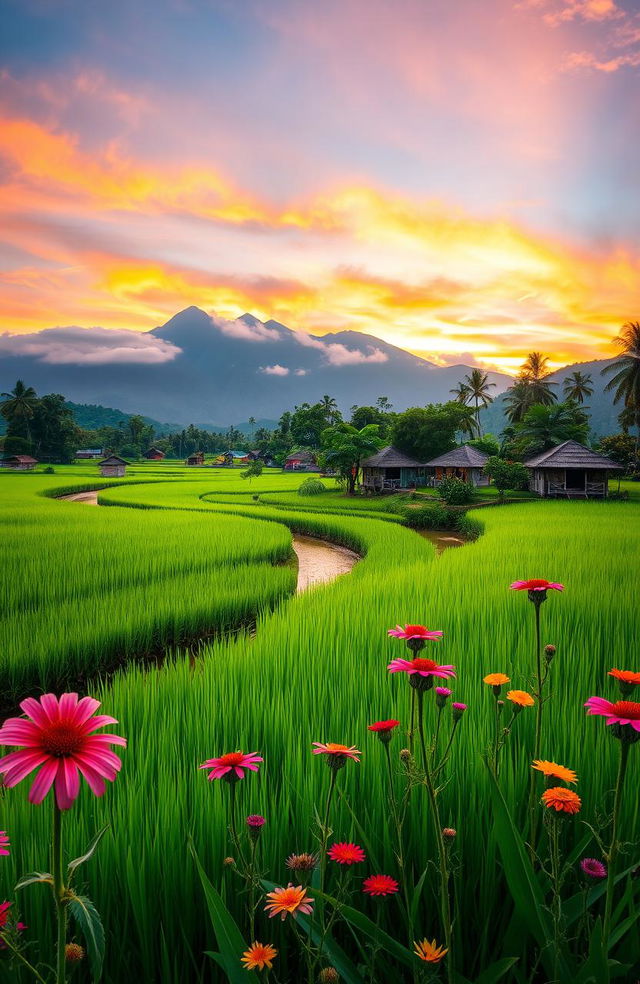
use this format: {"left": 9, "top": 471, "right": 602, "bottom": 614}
{"left": 0, "top": 464, "right": 638, "bottom": 981}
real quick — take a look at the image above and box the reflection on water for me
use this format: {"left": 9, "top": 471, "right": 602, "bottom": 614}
{"left": 419, "top": 530, "right": 465, "bottom": 556}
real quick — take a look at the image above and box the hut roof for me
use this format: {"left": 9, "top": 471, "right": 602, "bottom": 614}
{"left": 424, "top": 445, "right": 490, "bottom": 468}
{"left": 99, "top": 455, "right": 128, "bottom": 466}
{"left": 1, "top": 454, "right": 38, "bottom": 464}
{"left": 361, "top": 445, "right": 429, "bottom": 468}
{"left": 524, "top": 440, "right": 620, "bottom": 470}
{"left": 285, "top": 450, "right": 316, "bottom": 462}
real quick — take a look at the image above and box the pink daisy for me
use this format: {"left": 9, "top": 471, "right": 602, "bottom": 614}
{"left": 0, "top": 833, "right": 9, "bottom": 857}
{"left": 0, "top": 901, "right": 26, "bottom": 946}
{"left": 510, "top": 579, "right": 564, "bottom": 592}
{"left": 0, "top": 693, "right": 126, "bottom": 811}
{"left": 387, "top": 657, "right": 456, "bottom": 680}
{"left": 580, "top": 858, "right": 607, "bottom": 879}
{"left": 388, "top": 625, "right": 443, "bottom": 641}
{"left": 199, "top": 751, "right": 263, "bottom": 781}
{"left": 584, "top": 697, "right": 640, "bottom": 738}
{"left": 312, "top": 743, "right": 360, "bottom": 767}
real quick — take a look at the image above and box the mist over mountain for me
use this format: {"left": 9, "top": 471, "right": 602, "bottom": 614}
{"left": 0, "top": 307, "right": 512, "bottom": 426}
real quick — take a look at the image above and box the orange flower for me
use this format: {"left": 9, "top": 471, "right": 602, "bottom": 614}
{"left": 414, "top": 938, "right": 448, "bottom": 963}
{"left": 609, "top": 669, "right": 640, "bottom": 685}
{"left": 541, "top": 787, "right": 582, "bottom": 815}
{"left": 264, "top": 884, "right": 314, "bottom": 920}
{"left": 506, "top": 690, "right": 534, "bottom": 707}
{"left": 241, "top": 942, "right": 278, "bottom": 971}
{"left": 532, "top": 760, "right": 577, "bottom": 784}
{"left": 483, "top": 673, "right": 510, "bottom": 686}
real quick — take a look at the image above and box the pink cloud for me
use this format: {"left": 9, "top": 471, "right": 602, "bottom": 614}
{"left": 259, "top": 363, "right": 289, "bottom": 375}
{"left": 0, "top": 326, "right": 181, "bottom": 365}
{"left": 295, "top": 332, "right": 388, "bottom": 366}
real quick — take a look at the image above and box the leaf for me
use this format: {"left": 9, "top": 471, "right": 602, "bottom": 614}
{"left": 68, "top": 894, "right": 105, "bottom": 983}
{"left": 67, "top": 825, "right": 109, "bottom": 880}
{"left": 475, "top": 956, "right": 520, "bottom": 984}
{"left": 564, "top": 860, "right": 640, "bottom": 928}
{"left": 409, "top": 863, "right": 430, "bottom": 930}
{"left": 189, "top": 841, "right": 247, "bottom": 984}
{"left": 313, "top": 888, "right": 415, "bottom": 968}
{"left": 14, "top": 871, "right": 53, "bottom": 891}
{"left": 574, "top": 917, "right": 609, "bottom": 984}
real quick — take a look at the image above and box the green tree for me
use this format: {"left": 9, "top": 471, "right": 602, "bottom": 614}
{"left": 31, "top": 394, "right": 79, "bottom": 463}
{"left": 376, "top": 396, "right": 393, "bottom": 412}
{"left": 484, "top": 457, "right": 530, "bottom": 499}
{"left": 349, "top": 404, "right": 392, "bottom": 438}
{"left": 468, "top": 434, "right": 500, "bottom": 457}
{"left": 514, "top": 402, "right": 589, "bottom": 455}
{"left": 391, "top": 403, "right": 473, "bottom": 462}
{"left": 597, "top": 434, "right": 637, "bottom": 474}
{"left": 319, "top": 423, "right": 383, "bottom": 494}
{"left": 461, "top": 368, "right": 496, "bottom": 435}
{"left": 241, "top": 459, "right": 263, "bottom": 482}
{"left": 601, "top": 322, "right": 640, "bottom": 451}
{"left": 319, "top": 394, "right": 340, "bottom": 426}
{"left": 562, "top": 370, "right": 593, "bottom": 405}
{"left": 291, "top": 402, "right": 341, "bottom": 448}
{"left": 449, "top": 381, "right": 470, "bottom": 404}
{"left": 503, "top": 381, "right": 534, "bottom": 424}
{"left": 1, "top": 379, "right": 38, "bottom": 443}
{"left": 519, "top": 351, "right": 557, "bottom": 405}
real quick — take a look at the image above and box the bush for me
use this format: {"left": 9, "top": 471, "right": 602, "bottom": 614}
{"left": 437, "top": 478, "right": 477, "bottom": 505}
{"left": 455, "top": 514, "right": 484, "bottom": 540}
{"left": 404, "top": 505, "right": 457, "bottom": 530}
{"left": 297, "top": 478, "right": 326, "bottom": 497}
{"left": 43, "top": 466, "right": 56, "bottom": 474}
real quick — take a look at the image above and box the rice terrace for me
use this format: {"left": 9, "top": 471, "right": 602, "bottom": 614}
{"left": 1, "top": 2, "right": 640, "bottom": 982}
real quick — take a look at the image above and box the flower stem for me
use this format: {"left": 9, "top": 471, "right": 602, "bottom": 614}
{"left": 432, "top": 705, "right": 443, "bottom": 767}
{"left": 0, "top": 932, "right": 48, "bottom": 983}
{"left": 548, "top": 817, "right": 562, "bottom": 981}
{"left": 603, "top": 740, "right": 631, "bottom": 948}
{"left": 528, "top": 601, "right": 543, "bottom": 858}
{"left": 384, "top": 742, "right": 414, "bottom": 956}
{"left": 319, "top": 769, "right": 338, "bottom": 893}
{"left": 52, "top": 803, "right": 67, "bottom": 984}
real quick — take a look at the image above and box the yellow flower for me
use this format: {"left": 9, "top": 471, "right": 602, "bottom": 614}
{"left": 413, "top": 938, "right": 448, "bottom": 963}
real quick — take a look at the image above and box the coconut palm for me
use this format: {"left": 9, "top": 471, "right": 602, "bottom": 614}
{"left": 450, "top": 381, "right": 470, "bottom": 404}
{"left": 516, "top": 403, "right": 589, "bottom": 455}
{"left": 519, "top": 352, "right": 557, "bottom": 405}
{"left": 462, "top": 368, "right": 496, "bottom": 435}
{"left": 503, "top": 381, "right": 534, "bottom": 424}
{"left": 1, "top": 380, "right": 38, "bottom": 441}
{"left": 562, "top": 371, "right": 593, "bottom": 405}
{"left": 601, "top": 322, "right": 640, "bottom": 450}
{"left": 319, "top": 394, "right": 340, "bottom": 425}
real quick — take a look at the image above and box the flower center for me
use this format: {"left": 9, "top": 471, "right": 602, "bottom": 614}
{"left": 40, "top": 723, "right": 83, "bottom": 758}
{"left": 527, "top": 579, "right": 549, "bottom": 588}
{"left": 412, "top": 658, "right": 437, "bottom": 671}
{"left": 612, "top": 701, "right": 640, "bottom": 720}
{"left": 218, "top": 752, "right": 245, "bottom": 766}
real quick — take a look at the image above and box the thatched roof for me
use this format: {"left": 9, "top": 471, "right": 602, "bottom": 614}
{"left": 524, "top": 440, "right": 620, "bottom": 470}
{"left": 361, "top": 445, "right": 428, "bottom": 468}
{"left": 424, "top": 445, "right": 490, "bottom": 468}
{"left": 99, "top": 455, "right": 128, "bottom": 466}
{"left": 285, "top": 450, "right": 317, "bottom": 462}
{"left": 1, "top": 455, "right": 38, "bottom": 464}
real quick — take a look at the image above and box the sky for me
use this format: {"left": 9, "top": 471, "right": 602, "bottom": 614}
{"left": 1, "top": 0, "right": 639, "bottom": 373}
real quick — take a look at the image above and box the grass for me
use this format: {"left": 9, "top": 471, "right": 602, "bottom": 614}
{"left": 0, "top": 465, "right": 638, "bottom": 982}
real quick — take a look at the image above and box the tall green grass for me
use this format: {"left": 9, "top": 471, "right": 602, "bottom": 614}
{"left": 0, "top": 469, "right": 638, "bottom": 981}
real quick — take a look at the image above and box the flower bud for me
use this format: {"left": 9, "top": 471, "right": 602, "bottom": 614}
{"left": 442, "top": 827, "right": 456, "bottom": 841}
{"left": 544, "top": 644, "right": 556, "bottom": 664}
{"left": 399, "top": 748, "right": 411, "bottom": 762}
{"left": 496, "top": 699, "right": 504, "bottom": 714}
{"left": 223, "top": 856, "right": 235, "bottom": 867}
{"left": 435, "top": 687, "right": 452, "bottom": 708}
{"left": 246, "top": 815, "right": 266, "bottom": 841}
{"left": 452, "top": 702, "right": 467, "bottom": 722}
{"left": 65, "top": 943, "right": 85, "bottom": 963}
{"left": 318, "top": 968, "right": 340, "bottom": 983}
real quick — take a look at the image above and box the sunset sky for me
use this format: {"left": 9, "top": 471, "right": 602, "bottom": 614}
{"left": 1, "top": 0, "right": 639, "bottom": 372}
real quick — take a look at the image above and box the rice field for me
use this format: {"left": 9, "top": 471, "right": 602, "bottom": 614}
{"left": 0, "top": 465, "right": 638, "bottom": 982}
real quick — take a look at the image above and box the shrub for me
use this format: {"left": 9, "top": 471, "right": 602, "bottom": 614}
{"left": 297, "top": 478, "right": 326, "bottom": 497}
{"left": 483, "top": 457, "right": 530, "bottom": 498}
{"left": 43, "top": 466, "right": 56, "bottom": 474}
{"left": 403, "top": 505, "right": 457, "bottom": 530}
{"left": 456, "top": 514, "right": 484, "bottom": 540}
{"left": 437, "top": 478, "right": 477, "bottom": 505}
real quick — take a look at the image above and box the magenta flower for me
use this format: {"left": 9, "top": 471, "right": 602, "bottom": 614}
{"left": 388, "top": 625, "right": 443, "bottom": 641}
{"left": 452, "top": 702, "right": 467, "bottom": 721}
{"left": 0, "top": 694, "right": 126, "bottom": 811}
{"left": 585, "top": 697, "right": 640, "bottom": 741}
{"left": 0, "top": 901, "right": 26, "bottom": 945}
{"left": 199, "top": 751, "right": 263, "bottom": 781}
{"left": 246, "top": 814, "right": 266, "bottom": 828}
{"left": 0, "top": 833, "right": 9, "bottom": 857}
{"left": 435, "top": 687, "right": 452, "bottom": 697}
{"left": 580, "top": 858, "right": 607, "bottom": 879}
{"left": 388, "top": 657, "right": 455, "bottom": 679}
{"left": 510, "top": 579, "right": 564, "bottom": 592}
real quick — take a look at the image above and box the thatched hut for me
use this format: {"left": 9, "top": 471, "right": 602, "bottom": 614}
{"left": 524, "top": 440, "right": 620, "bottom": 498}
{"left": 424, "top": 445, "right": 490, "bottom": 487}
{"left": 360, "top": 446, "right": 429, "bottom": 492}
{"left": 99, "top": 455, "right": 127, "bottom": 477}
{"left": 185, "top": 451, "right": 205, "bottom": 466}
{"left": 0, "top": 454, "right": 38, "bottom": 471}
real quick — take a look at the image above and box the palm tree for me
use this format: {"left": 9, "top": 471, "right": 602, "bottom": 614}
{"left": 456, "top": 404, "right": 479, "bottom": 440}
{"left": 516, "top": 403, "right": 589, "bottom": 455}
{"left": 562, "top": 371, "right": 593, "bottom": 405}
{"left": 449, "top": 381, "right": 470, "bottom": 404}
{"left": 376, "top": 396, "right": 393, "bottom": 412}
{"left": 1, "top": 380, "right": 38, "bottom": 441}
{"left": 601, "top": 321, "right": 640, "bottom": 451}
{"left": 519, "top": 352, "right": 557, "bottom": 405}
{"left": 319, "top": 394, "right": 340, "bottom": 425}
{"left": 462, "top": 368, "right": 496, "bottom": 435}
{"left": 503, "top": 381, "right": 534, "bottom": 424}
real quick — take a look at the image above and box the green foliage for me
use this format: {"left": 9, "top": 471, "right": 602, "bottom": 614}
{"left": 513, "top": 401, "right": 590, "bottom": 455}
{"left": 319, "top": 422, "right": 383, "bottom": 493}
{"left": 391, "top": 402, "right": 475, "bottom": 461}
{"left": 297, "top": 477, "right": 327, "bottom": 496}
{"left": 437, "top": 477, "right": 477, "bottom": 505}
{"left": 484, "top": 457, "right": 530, "bottom": 497}
{"left": 240, "top": 460, "right": 263, "bottom": 481}
{"left": 468, "top": 434, "right": 500, "bottom": 457}
{"left": 403, "top": 504, "right": 457, "bottom": 529}
{"left": 597, "top": 434, "right": 637, "bottom": 474}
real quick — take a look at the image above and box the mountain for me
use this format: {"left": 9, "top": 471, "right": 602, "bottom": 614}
{"left": 480, "top": 359, "right": 620, "bottom": 439}
{"left": 0, "top": 306, "right": 512, "bottom": 425}
{"left": 65, "top": 402, "right": 180, "bottom": 435}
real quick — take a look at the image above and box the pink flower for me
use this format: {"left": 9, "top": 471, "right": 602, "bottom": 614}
{"left": 0, "top": 832, "right": 9, "bottom": 857}
{"left": 246, "top": 815, "right": 266, "bottom": 828}
{"left": 0, "top": 901, "right": 27, "bottom": 944}
{"left": 510, "top": 579, "right": 564, "bottom": 592}
{"left": 580, "top": 858, "right": 607, "bottom": 879}
{"left": 312, "top": 743, "right": 360, "bottom": 768}
{"left": 199, "top": 751, "right": 263, "bottom": 781}
{"left": 584, "top": 697, "right": 640, "bottom": 741}
{"left": 388, "top": 625, "right": 443, "bottom": 641}
{"left": 435, "top": 687, "right": 452, "bottom": 697}
{"left": 452, "top": 703, "right": 467, "bottom": 721}
{"left": 328, "top": 842, "right": 366, "bottom": 865}
{"left": 388, "top": 657, "right": 456, "bottom": 679}
{"left": 0, "top": 694, "right": 126, "bottom": 811}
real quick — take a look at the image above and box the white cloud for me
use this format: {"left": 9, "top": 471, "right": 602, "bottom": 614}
{"left": 294, "top": 368, "right": 308, "bottom": 375}
{"left": 0, "top": 326, "right": 181, "bottom": 365}
{"left": 215, "top": 315, "right": 282, "bottom": 343}
{"left": 259, "top": 364, "right": 290, "bottom": 376}
{"left": 295, "top": 332, "right": 388, "bottom": 367}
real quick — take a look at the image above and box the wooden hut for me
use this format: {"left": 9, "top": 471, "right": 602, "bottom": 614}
{"left": 424, "top": 445, "right": 490, "bottom": 487}
{"left": 0, "top": 454, "right": 38, "bottom": 471}
{"left": 185, "top": 451, "right": 205, "bottom": 466}
{"left": 99, "top": 454, "right": 127, "bottom": 477}
{"left": 76, "top": 449, "right": 103, "bottom": 460}
{"left": 524, "top": 440, "right": 620, "bottom": 498}
{"left": 360, "top": 446, "right": 429, "bottom": 492}
{"left": 284, "top": 450, "right": 319, "bottom": 472}
{"left": 144, "top": 447, "right": 165, "bottom": 461}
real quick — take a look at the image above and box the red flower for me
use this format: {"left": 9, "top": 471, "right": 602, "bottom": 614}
{"left": 388, "top": 625, "right": 443, "bottom": 641}
{"left": 510, "top": 579, "right": 564, "bottom": 592}
{"left": 387, "top": 658, "right": 455, "bottom": 679}
{"left": 199, "top": 751, "right": 263, "bottom": 781}
{"left": 0, "top": 693, "right": 126, "bottom": 810}
{"left": 585, "top": 697, "right": 640, "bottom": 741}
{"left": 368, "top": 720, "right": 400, "bottom": 733}
{"left": 362, "top": 874, "right": 399, "bottom": 896}
{"left": 327, "top": 842, "right": 366, "bottom": 865}
{"left": 609, "top": 669, "right": 640, "bottom": 685}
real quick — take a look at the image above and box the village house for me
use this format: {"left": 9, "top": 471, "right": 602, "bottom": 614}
{"left": 284, "top": 450, "right": 319, "bottom": 472}
{"left": 75, "top": 449, "right": 104, "bottom": 460}
{"left": 0, "top": 454, "right": 38, "bottom": 471}
{"left": 99, "top": 454, "right": 127, "bottom": 477}
{"left": 524, "top": 440, "right": 620, "bottom": 498}
{"left": 360, "top": 446, "right": 429, "bottom": 492}
{"left": 144, "top": 447, "right": 165, "bottom": 461}
{"left": 185, "top": 451, "right": 205, "bottom": 466}
{"left": 424, "top": 445, "right": 490, "bottom": 487}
